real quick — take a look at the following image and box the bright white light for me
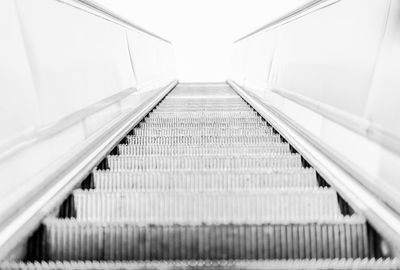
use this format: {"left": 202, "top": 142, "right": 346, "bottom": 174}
{"left": 95, "top": 0, "right": 308, "bottom": 82}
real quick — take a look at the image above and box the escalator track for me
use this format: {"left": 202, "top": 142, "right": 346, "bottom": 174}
{"left": 1, "top": 84, "right": 399, "bottom": 269}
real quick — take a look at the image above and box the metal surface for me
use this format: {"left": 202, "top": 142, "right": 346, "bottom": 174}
{"left": 228, "top": 80, "right": 400, "bottom": 255}
{"left": 229, "top": 0, "right": 400, "bottom": 222}
{"left": 0, "top": 87, "right": 136, "bottom": 161}
{"left": 0, "top": 0, "right": 176, "bottom": 221}
{"left": 234, "top": 0, "right": 342, "bottom": 42}
{"left": 2, "top": 83, "right": 398, "bottom": 268}
{"left": 57, "top": 0, "right": 171, "bottom": 43}
{"left": 0, "top": 81, "right": 177, "bottom": 260}
{"left": 3, "top": 259, "right": 400, "bottom": 269}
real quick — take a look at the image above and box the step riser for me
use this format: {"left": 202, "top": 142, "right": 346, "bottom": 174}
{"left": 107, "top": 156, "right": 302, "bottom": 171}
{"left": 43, "top": 221, "right": 369, "bottom": 261}
{"left": 3, "top": 259, "right": 399, "bottom": 270}
{"left": 73, "top": 190, "right": 342, "bottom": 222}
{"left": 92, "top": 170, "right": 318, "bottom": 190}
{"left": 118, "top": 145, "right": 291, "bottom": 155}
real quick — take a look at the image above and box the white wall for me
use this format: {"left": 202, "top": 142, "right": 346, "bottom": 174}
{"left": 230, "top": 0, "right": 400, "bottom": 212}
{"left": 95, "top": 0, "right": 309, "bottom": 82}
{"left": 0, "top": 0, "right": 176, "bottom": 217}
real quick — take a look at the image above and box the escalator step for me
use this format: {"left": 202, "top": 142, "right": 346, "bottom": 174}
{"left": 147, "top": 112, "right": 260, "bottom": 118}
{"left": 106, "top": 154, "right": 302, "bottom": 171}
{"left": 118, "top": 144, "right": 291, "bottom": 156}
{"left": 40, "top": 216, "right": 368, "bottom": 261}
{"left": 72, "top": 189, "right": 342, "bottom": 222}
{"left": 139, "top": 123, "right": 269, "bottom": 128}
{"left": 3, "top": 259, "right": 400, "bottom": 270}
{"left": 155, "top": 107, "right": 253, "bottom": 111}
{"left": 126, "top": 135, "right": 282, "bottom": 145}
{"left": 92, "top": 169, "right": 317, "bottom": 190}
{"left": 143, "top": 119, "right": 265, "bottom": 124}
{"left": 132, "top": 128, "right": 274, "bottom": 136}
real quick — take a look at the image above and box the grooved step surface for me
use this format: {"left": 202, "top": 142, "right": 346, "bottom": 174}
{"left": 3, "top": 260, "right": 400, "bottom": 270}
{"left": 73, "top": 189, "right": 342, "bottom": 222}
{"left": 15, "top": 84, "right": 388, "bottom": 268}
{"left": 132, "top": 128, "right": 274, "bottom": 136}
{"left": 118, "top": 144, "right": 291, "bottom": 156}
{"left": 126, "top": 135, "right": 283, "bottom": 145}
{"left": 138, "top": 123, "right": 270, "bottom": 128}
{"left": 93, "top": 169, "right": 318, "bottom": 190}
{"left": 107, "top": 155, "right": 302, "bottom": 171}
{"left": 42, "top": 217, "right": 368, "bottom": 261}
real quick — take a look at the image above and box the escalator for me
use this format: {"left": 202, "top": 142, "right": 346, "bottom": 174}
{"left": 1, "top": 84, "right": 398, "bottom": 269}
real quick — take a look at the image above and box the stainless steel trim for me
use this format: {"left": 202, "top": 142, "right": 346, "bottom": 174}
{"left": 271, "top": 87, "right": 369, "bottom": 133}
{"left": 179, "top": 82, "right": 228, "bottom": 85}
{"left": 0, "top": 80, "right": 178, "bottom": 259}
{"left": 0, "top": 87, "right": 137, "bottom": 162}
{"left": 234, "top": 0, "right": 341, "bottom": 43}
{"left": 228, "top": 80, "right": 400, "bottom": 255}
{"left": 56, "top": 0, "right": 171, "bottom": 43}
{"left": 271, "top": 87, "right": 400, "bottom": 156}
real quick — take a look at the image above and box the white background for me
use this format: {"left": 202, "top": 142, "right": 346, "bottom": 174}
{"left": 96, "top": 0, "right": 308, "bottom": 82}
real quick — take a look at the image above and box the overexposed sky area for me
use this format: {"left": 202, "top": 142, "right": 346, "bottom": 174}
{"left": 96, "top": 0, "right": 308, "bottom": 82}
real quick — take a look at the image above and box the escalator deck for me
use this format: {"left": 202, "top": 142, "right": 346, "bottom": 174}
{"left": 2, "top": 84, "right": 399, "bottom": 269}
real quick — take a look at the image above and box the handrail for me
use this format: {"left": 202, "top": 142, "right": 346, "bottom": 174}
{"left": 234, "top": 0, "right": 341, "bottom": 43}
{"left": 228, "top": 80, "right": 400, "bottom": 256}
{"left": 57, "top": 0, "right": 171, "bottom": 43}
{"left": 0, "top": 87, "right": 136, "bottom": 162}
{"left": 0, "top": 81, "right": 178, "bottom": 259}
